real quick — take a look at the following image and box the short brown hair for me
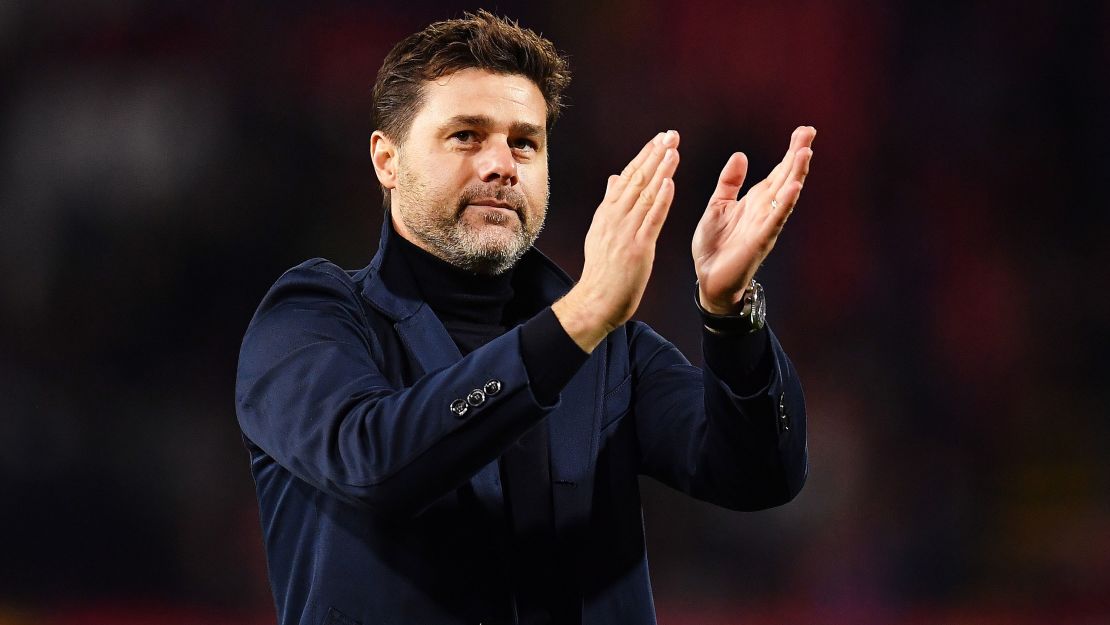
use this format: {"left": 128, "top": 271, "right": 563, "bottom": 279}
{"left": 372, "top": 11, "right": 571, "bottom": 208}
{"left": 373, "top": 10, "right": 571, "bottom": 142}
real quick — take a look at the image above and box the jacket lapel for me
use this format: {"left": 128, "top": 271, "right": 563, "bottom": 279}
{"left": 359, "top": 215, "right": 599, "bottom": 529}
{"left": 360, "top": 217, "right": 507, "bottom": 515}
{"left": 393, "top": 307, "right": 461, "bottom": 374}
{"left": 391, "top": 307, "right": 506, "bottom": 515}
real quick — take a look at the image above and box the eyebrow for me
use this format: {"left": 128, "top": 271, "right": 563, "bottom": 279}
{"left": 439, "top": 114, "right": 545, "bottom": 140}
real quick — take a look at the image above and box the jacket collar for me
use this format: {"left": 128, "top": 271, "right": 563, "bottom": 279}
{"left": 357, "top": 213, "right": 591, "bottom": 522}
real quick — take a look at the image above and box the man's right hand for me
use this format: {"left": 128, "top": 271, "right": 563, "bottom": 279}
{"left": 552, "top": 130, "right": 681, "bottom": 353}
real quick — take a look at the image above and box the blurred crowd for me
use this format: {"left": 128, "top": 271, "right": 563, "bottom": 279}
{"left": 1, "top": 1, "right": 1107, "bottom": 623}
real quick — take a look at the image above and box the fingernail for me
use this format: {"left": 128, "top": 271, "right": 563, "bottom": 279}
{"left": 663, "top": 148, "right": 674, "bottom": 162}
{"left": 654, "top": 133, "right": 664, "bottom": 145}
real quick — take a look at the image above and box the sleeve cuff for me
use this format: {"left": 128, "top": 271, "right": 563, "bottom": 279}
{"left": 520, "top": 307, "right": 591, "bottom": 405}
{"left": 702, "top": 325, "right": 774, "bottom": 396}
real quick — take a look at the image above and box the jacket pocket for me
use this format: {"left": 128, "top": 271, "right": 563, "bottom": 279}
{"left": 600, "top": 373, "right": 632, "bottom": 431}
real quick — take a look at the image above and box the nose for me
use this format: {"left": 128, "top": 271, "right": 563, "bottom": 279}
{"left": 476, "top": 140, "right": 518, "bottom": 186}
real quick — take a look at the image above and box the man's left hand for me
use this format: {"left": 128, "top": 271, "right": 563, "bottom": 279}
{"left": 692, "top": 125, "right": 816, "bottom": 314}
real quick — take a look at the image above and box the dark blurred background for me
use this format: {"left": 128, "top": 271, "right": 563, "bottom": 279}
{"left": 2, "top": 1, "right": 1108, "bottom": 623}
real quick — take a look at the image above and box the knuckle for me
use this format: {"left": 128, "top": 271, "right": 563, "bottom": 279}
{"left": 639, "top": 188, "right": 656, "bottom": 205}
{"left": 629, "top": 170, "right": 647, "bottom": 187}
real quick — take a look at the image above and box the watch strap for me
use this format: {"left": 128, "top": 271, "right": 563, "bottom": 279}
{"left": 694, "top": 279, "right": 764, "bottom": 335}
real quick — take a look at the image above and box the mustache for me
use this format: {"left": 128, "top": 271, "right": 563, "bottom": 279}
{"left": 456, "top": 184, "right": 527, "bottom": 216}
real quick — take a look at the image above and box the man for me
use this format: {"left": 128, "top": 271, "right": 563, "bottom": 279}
{"left": 236, "top": 10, "right": 814, "bottom": 625}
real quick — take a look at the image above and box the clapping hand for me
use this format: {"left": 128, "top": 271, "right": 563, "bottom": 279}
{"left": 553, "top": 130, "right": 681, "bottom": 352}
{"left": 693, "top": 126, "right": 816, "bottom": 314}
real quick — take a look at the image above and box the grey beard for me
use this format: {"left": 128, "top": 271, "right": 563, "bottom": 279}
{"left": 395, "top": 175, "right": 545, "bottom": 275}
{"left": 412, "top": 210, "right": 539, "bottom": 275}
{"left": 393, "top": 160, "right": 548, "bottom": 274}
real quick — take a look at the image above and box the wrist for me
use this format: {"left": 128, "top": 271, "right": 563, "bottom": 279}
{"left": 697, "top": 283, "right": 744, "bottom": 315}
{"left": 695, "top": 279, "right": 766, "bottom": 335}
{"left": 552, "top": 288, "right": 614, "bottom": 354}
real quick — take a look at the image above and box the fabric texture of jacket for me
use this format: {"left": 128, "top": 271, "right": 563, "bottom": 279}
{"left": 235, "top": 218, "right": 809, "bottom": 625}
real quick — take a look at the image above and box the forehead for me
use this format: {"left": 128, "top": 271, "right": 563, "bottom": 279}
{"left": 412, "top": 68, "right": 547, "bottom": 131}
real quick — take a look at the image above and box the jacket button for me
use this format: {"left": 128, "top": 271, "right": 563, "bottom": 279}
{"left": 467, "top": 389, "right": 486, "bottom": 407}
{"left": 483, "top": 379, "right": 502, "bottom": 396}
{"left": 449, "top": 399, "right": 469, "bottom": 417}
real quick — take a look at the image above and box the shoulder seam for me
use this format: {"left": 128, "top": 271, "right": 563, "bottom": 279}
{"left": 287, "top": 259, "right": 373, "bottom": 330}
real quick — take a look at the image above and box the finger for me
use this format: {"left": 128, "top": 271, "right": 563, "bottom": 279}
{"left": 770, "top": 126, "right": 817, "bottom": 193}
{"left": 604, "top": 174, "right": 620, "bottom": 200}
{"left": 616, "top": 139, "right": 673, "bottom": 209}
{"left": 663, "top": 129, "right": 681, "bottom": 150}
{"left": 765, "top": 128, "right": 803, "bottom": 190}
{"left": 618, "top": 131, "right": 677, "bottom": 183}
{"left": 767, "top": 130, "right": 802, "bottom": 191}
{"left": 628, "top": 130, "right": 679, "bottom": 176}
{"left": 786, "top": 125, "right": 816, "bottom": 157}
{"left": 709, "top": 152, "right": 748, "bottom": 203}
{"left": 763, "top": 144, "right": 816, "bottom": 229}
{"left": 638, "top": 176, "right": 675, "bottom": 241}
{"left": 789, "top": 146, "right": 813, "bottom": 188}
{"left": 769, "top": 145, "right": 813, "bottom": 208}
{"left": 631, "top": 146, "right": 680, "bottom": 220}
{"left": 608, "top": 133, "right": 662, "bottom": 200}
{"left": 622, "top": 132, "right": 663, "bottom": 176}
{"left": 767, "top": 180, "right": 803, "bottom": 230}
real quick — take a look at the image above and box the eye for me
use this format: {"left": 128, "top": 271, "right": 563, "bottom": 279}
{"left": 511, "top": 137, "right": 538, "bottom": 152}
{"left": 450, "top": 130, "right": 478, "bottom": 143}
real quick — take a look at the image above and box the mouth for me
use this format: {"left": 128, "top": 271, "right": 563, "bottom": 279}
{"left": 463, "top": 200, "right": 523, "bottom": 227}
{"left": 467, "top": 198, "right": 519, "bottom": 213}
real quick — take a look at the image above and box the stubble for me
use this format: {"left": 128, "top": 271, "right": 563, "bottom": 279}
{"left": 395, "top": 164, "right": 546, "bottom": 275}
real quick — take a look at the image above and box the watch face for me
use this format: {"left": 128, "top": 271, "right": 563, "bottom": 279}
{"left": 752, "top": 283, "right": 767, "bottom": 329}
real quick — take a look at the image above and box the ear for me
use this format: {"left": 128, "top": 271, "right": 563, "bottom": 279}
{"left": 370, "top": 130, "right": 398, "bottom": 190}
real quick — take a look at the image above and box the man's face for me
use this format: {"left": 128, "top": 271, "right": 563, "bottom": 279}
{"left": 387, "top": 68, "right": 550, "bottom": 275}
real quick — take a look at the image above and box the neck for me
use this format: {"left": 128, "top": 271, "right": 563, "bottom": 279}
{"left": 394, "top": 231, "right": 516, "bottom": 327}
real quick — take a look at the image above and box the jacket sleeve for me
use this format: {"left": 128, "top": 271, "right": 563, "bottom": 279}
{"left": 234, "top": 261, "right": 556, "bottom": 517}
{"left": 630, "top": 321, "right": 808, "bottom": 511}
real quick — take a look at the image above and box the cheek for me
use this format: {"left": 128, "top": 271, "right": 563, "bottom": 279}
{"left": 401, "top": 157, "right": 462, "bottom": 199}
{"left": 522, "top": 168, "right": 550, "bottom": 209}
{"left": 405, "top": 151, "right": 468, "bottom": 183}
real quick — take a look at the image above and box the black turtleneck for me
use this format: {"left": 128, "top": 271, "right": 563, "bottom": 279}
{"left": 395, "top": 232, "right": 516, "bottom": 352}
{"left": 394, "top": 230, "right": 774, "bottom": 624}
{"left": 396, "top": 234, "right": 583, "bottom": 624}
{"left": 395, "top": 233, "right": 589, "bottom": 403}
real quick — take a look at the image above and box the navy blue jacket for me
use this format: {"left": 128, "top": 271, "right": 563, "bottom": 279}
{"left": 235, "top": 220, "right": 808, "bottom": 625}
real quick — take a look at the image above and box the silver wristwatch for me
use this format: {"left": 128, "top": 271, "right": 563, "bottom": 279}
{"left": 694, "top": 279, "right": 766, "bottom": 335}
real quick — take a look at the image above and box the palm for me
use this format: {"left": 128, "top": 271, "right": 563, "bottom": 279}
{"left": 693, "top": 126, "right": 815, "bottom": 313}
{"left": 693, "top": 190, "right": 765, "bottom": 301}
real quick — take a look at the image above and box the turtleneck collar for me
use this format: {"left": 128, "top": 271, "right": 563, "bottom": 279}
{"left": 393, "top": 229, "right": 516, "bottom": 328}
